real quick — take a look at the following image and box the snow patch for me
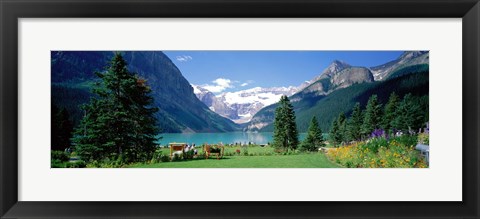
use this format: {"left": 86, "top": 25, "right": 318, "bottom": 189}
{"left": 192, "top": 84, "right": 201, "bottom": 94}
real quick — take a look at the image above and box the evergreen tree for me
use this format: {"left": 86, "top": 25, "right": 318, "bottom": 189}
{"left": 382, "top": 92, "right": 399, "bottom": 133}
{"left": 300, "top": 116, "right": 325, "bottom": 151}
{"left": 51, "top": 103, "right": 74, "bottom": 151}
{"left": 361, "top": 95, "right": 383, "bottom": 137}
{"left": 51, "top": 103, "right": 60, "bottom": 150}
{"left": 347, "top": 102, "right": 363, "bottom": 141}
{"left": 273, "top": 95, "right": 299, "bottom": 151}
{"left": 128, "top": 77, "right": 160, "bottom": 160}
{"left": 73, "top": 53, "right": 159, "bottom": 163}
{"left": 273, "top": 102, "right": 287, "bottom": 150}
{"left": 58, "top": 108, "right": 74, "bottom": 150}
{"left": 418, "top": 95, "right": 429, "bottom": 128}
{"left": 391, "top": 93, "right": 424, "bottom": 134}
{"left": 329, "top": 119, "right": 341, "bottom": 147}
{"left": 337, "top": 113, "right": 347, "bottom": 144}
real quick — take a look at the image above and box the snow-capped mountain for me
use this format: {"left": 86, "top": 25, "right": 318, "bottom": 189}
{"left": 192, "top": 85, "right": 298, "bottom": 124}
{"left": 192, "top": 85, "right": 238, "bottom": 120}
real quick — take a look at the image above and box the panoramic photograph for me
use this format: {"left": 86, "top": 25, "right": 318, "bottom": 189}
{"left": 51, "top": 51, "right": 429, "bottom": 168}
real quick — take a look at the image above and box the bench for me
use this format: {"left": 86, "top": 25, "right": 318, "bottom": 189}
{"left": 169, "top": 143, "right": 186, "bottom": 160}
{"left": 203, "top": 144, "right": 224, "bottom": 160}
{"left": 415, "top": 144, "right": 429, "bottom": 164}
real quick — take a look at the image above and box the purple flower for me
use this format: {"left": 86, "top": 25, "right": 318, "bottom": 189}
{"left": 371, "top": 129, "right": 385, "bottom": 138}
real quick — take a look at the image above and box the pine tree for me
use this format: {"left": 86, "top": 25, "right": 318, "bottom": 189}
{"left": 418, "top": 95, "right": 429, "bottom": 128}
{"left": 273, "top": 98, "right": 287, "bottom": 150}
{"left": 347, "top": 102, "right": 363, "bottom": 141}
{"left": 329, "top": 119, "right": 341, "bottom": 147}
{"left": 361, "top": 95, "right": 383, "bottom": 137}
{"left": 51, "top": 103, "right": 74, "bottom": 151}
{"left": 300, "top": 116, "right": 325, "bottom": 151}
{"left": 128, "top": 77, "right": 159, "bottom": 160}
{"left": 337, "top": 113, "right": 347, "bottom": 144}
{"left": 58, "top": 108, "right": 73, "bottom": 150}
{"left": 273, "top": 95, "right": 299, "bottom": 151}
{"left": 391, "top": 93, "right": 424, "bottom": 134}
{"left": 382, "top": 92, "right": 399, "bottom": 133}
{"left": 73, "top": 53, "right": 159, "bottom": 163}
{"left": 51, "top": 103, "right": 60, "bottom": 150}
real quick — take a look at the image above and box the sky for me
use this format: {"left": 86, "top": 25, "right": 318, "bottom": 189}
{"left": 164, "top": 51, "right": 404, "bottom": 93}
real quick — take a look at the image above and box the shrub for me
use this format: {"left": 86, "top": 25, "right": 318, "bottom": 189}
{"left": 51, "top": 150, "right": 69, "bottom": 162}
{"left": 65, "top": 160, "right": 86, "bottom": 168}
{"left": 51, "top": 150, "right": 71, "bottom": 168}
{"left": 160, "top": 154, "right": 170, "bottom": 162}
{"left": 418, "top": 133, "right": 429, "bottom": 145}
{"left": 184, "top": 150, "right": 194, "bottom": 160}
{"left": 86, "top": 160, "right": 100, "bottom": 168}
{"left": 85, "top": 159, "right": 124, "bottom": 168}
{"left": 224, "top": 151, "right": 235, "bottom": 156}
{"left": 150, "top": 150, "right": 163, "bottom": 162}
{"left": 396, "top": 135, "right": 418, "bottom": 148}
{"left": 172, "top": 153, "right": 182, "bottom": 162}
{"left": 360, "top": 137, "right": 388, "bottom": 153}
{"left": 51, "top": 159, "right": 66, "bottom": 168}
{"left": 274, "top": 148, "right": 285, "bottom": 154}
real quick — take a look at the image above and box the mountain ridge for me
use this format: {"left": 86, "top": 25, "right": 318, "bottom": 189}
{"left": 246, "top": 51, "right": 429, "bottom": 132}
{"left": 192, "top": 85, "right": 298, "bottom": 123}
{"left": 51, "top": 51, "right": 240, "bottom": 133}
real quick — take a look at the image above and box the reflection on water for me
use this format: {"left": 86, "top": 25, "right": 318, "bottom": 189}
{"left": 156, "top": 132, "right": 307, "bottom": 146}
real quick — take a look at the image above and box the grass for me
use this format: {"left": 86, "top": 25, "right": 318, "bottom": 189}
{"left": 128, "top": 153, "right": 341, "bottom": 168}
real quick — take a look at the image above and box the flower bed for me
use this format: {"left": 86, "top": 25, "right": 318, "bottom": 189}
{"left": 326, "top": 136, "right": 428, "bottom": 168}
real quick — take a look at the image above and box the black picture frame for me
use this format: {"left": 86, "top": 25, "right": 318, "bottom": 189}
{"left": 1, "top": 0, "right": 479, "bottom": 218}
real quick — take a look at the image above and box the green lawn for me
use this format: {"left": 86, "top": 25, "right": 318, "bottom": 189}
{"left": 128, "top": 153, "right": 341, "bottom": 168}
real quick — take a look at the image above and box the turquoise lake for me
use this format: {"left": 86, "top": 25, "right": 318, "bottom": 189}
{"left": 156, "top": 132, "right": 307, "bottom": 146}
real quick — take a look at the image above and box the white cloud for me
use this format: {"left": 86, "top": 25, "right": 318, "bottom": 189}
{"left": 240, "top": 80, "right": 254, "bottom": 87}
{"left": 176, "top": 55, "right": 193, "bottom": 62}
{"left": 201, "top": 78, "right": 234, "bottom": 93}
{"left": 213, "top": 78, "right": 232, "bottom": 88}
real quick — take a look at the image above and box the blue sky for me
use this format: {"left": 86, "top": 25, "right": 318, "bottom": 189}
{"left": 164, "top": 51, "right": 404, "bottom": 93}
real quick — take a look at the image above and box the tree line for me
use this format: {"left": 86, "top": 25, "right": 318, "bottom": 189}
{"left": 272, "top": 92, "right": 428, "bottom": 151}
{"left": 329, "top": 92, "right": 428, "bottom": 147}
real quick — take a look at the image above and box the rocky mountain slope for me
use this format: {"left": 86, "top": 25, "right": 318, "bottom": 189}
{"left": 52, "top": 51, "right": 239, "bottom": 133}
{"left": 192, "top": 85, "right": 297, "bottom": 123}
{"left": 370, "top": 51, "right": 429, "bottom": 80}
{"left": 246, "top": 51, "right": 429, "bottom": 132}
